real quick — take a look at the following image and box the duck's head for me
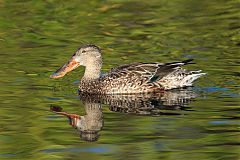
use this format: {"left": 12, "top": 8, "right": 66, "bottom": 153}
{"left": 50, "top": 44, "right": 102, "bottom": 78}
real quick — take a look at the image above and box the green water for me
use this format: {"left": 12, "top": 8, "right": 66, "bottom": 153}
{"left": 0, "top": 0, "right": 239, "bottom": 159}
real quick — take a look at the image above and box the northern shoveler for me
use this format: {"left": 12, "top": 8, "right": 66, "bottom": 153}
{"left": 50, "top": 44, "right": 206, "bottom": 94}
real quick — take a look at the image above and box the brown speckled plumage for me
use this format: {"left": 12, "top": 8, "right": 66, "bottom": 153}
{"left": 51, "top": 45, "right": 206, "bottom": 94}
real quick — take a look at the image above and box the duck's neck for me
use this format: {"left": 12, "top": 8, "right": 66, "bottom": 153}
{"left": 82, "top": 61, "right": 102, "bottom": 80}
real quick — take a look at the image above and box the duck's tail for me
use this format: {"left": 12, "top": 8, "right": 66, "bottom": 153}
{"left": 179, "top": 70, "right": 206, "bottom": 87}
{"left": 159, "top": 69, "right": 206, "bottom": 90}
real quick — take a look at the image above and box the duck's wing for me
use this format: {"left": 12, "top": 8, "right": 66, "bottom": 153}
{"left": 107, "top": 59, "right": 195, "bottom": 83}
{"left": 108, "top": 62, "right": 161, "bottom": 81}
{"left": 148, "top": 59, "right": 195, "bottom": 83}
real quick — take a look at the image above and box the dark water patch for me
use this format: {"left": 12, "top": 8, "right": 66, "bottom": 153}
{"left": 45, "top": 97, "right": 63, "bottom": 101}
{"left": 0, "top": 153, "right": 16, "bottom": 157}
{"left": 39, "top": 146, "right": 112, "bottom": 153}
{"left": 209, "top": 120, "right": 240, "bottom": 125}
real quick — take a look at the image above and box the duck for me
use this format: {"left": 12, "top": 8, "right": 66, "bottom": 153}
{"left": 50, "top": 44, "right": 206, "bottom": 94}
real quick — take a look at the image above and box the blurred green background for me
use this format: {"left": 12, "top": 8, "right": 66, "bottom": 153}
{"left": 0, "top": 0, "right": 239, "bottom": 160}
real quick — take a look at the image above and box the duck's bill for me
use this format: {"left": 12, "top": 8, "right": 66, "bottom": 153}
{"left": 53, "top": 111, "right": 81, "bottom": 128}
{"left": 50, "top": 57, "right": 80, "bottom": 78}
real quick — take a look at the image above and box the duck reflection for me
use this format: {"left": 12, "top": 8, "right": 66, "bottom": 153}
{"left": 51, "top": 88, "right": 197, "bottom": 141}
{"left": 50, "top": 101, "right": 103, "bottom": 142}
{"left": 79, "top": 88, "right": 197, "bottom": 115}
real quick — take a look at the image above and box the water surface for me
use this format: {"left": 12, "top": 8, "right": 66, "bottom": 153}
{"left": 0, "top": 0, "right": 239, "bottom": 160}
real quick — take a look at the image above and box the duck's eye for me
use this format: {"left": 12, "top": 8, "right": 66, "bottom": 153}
{"left": 82, "top": 50, "right": 86, "bottom": 54}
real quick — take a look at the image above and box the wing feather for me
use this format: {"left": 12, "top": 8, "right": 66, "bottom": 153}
{"left": 106, "top": 59, "right": 195, "bottom": 84}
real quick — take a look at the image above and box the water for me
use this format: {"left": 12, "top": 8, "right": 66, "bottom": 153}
{"left": 0, "top": 0, "right": 239, "bottom": 159}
